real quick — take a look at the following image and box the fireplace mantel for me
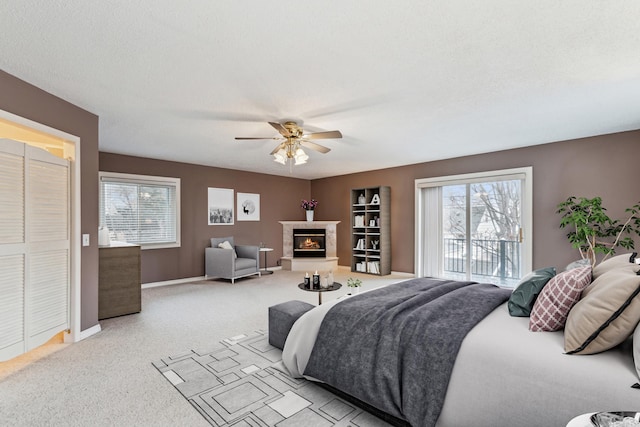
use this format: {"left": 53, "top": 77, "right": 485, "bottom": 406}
{"left": 279, "top": 221, "right": 340, "bottom": 271}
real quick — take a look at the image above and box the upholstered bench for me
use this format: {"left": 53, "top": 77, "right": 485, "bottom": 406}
{"left": 268, "top": 300, "right": 314, "bottom": 350}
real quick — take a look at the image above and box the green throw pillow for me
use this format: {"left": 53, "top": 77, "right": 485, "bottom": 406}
{"left": 508, "top": 267, "right": 557, "bottom": 317}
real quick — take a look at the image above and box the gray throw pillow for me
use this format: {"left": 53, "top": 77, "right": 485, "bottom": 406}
{"left": 564, "top": 258, "right": 591, "bottom": 271}
{"left": 508, "top": 267, "right": 557, "bottom": 317}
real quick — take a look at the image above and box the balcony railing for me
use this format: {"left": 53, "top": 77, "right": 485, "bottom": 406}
{"left": 444, "top": 238, "right": 521, "bottom": 284}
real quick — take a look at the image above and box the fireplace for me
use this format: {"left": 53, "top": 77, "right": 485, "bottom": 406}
{"left": 293, "top": 229, "right": 326, "bottom": 258}
{"left": 279, "top": 220, "right": 340, "bottom": 271}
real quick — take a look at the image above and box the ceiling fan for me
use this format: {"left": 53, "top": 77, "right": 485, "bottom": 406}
{"left": 235, "top": 121, "right": 342, "bottom": 167}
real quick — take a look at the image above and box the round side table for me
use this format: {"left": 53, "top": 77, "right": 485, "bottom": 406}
{"left": 259, "top": 247, "right": 274, "bottom": 275}
{"left": 298, "top": 282, "right": 342, "bottom": 305}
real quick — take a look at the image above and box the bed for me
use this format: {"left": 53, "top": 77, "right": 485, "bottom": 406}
{"left": 280, "top": 259, "right": 640, "bottom": 427}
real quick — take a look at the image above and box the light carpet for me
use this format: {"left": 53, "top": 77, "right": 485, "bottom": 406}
{"left": 154, "top": 330, "right": 391, "bottom": 427}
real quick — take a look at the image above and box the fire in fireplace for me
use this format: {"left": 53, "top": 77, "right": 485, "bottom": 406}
{"left": 293, "top": 229, "right": 326, "bottom": 258}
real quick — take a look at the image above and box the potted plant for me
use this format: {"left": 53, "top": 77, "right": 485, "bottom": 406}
{"left": 557, "top": 196, "right": 640, "bottom": 267}
{"left": 301, "top": 199, "right": 318, "bottom": 222}
{"left": 346, "top": 277, "right": 362, "bottom": 295}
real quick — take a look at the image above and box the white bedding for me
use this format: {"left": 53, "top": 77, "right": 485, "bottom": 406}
{"left": 281, "top": 295, "right": 346, "bottom": 380}
{"left": 282, "top": 297, "right": 640, "bottom": 427}
{"left": 438, "top": 302, "right": 639, "bottom": 427}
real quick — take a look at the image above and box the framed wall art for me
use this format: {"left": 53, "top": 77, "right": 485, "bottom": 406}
{"left": 208, "top": 187, "right": 234, "bottom": 225}
{"left": 237, "top": 192, "right": 260, "bottom": 221}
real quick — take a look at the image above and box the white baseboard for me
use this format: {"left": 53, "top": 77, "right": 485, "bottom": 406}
{"left": 142, "top": 276, "right": 206, "bottom": 289}
{"left": 141, "top": 268, "right": 410, "bottom": 290}
{"left": 66, "top": 323, "right": 101, "bottom": 343}
{"left": 391, "top": 271, "right": 415, "bottom": 277}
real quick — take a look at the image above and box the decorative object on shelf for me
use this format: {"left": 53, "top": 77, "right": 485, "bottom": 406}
{"left": 372, "top": 240, "right": 379, "bottom": 250}
{"left": 358, "top": 193, "right": 366, "bottom": 204}
{"left": 557, "top": 196, "right": 640, "bottom": 267}
{"left": 371, "top": 194, "right": 380, "bottom": 204}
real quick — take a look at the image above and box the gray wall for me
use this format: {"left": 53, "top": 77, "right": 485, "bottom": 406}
{"left": 99, "top": 153, "right": 312, "bottom": 283}
{"left": 104, "top": 131, "right": 639, "bottom": 282}
{"left": 312, "top": 131, "right": 640, "bottom": 273}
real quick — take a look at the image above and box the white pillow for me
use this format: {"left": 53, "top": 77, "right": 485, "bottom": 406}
{"left": 218, "top": 240, "right": 237, "bottom": 258}
{"left": 218, "top": 240, "right": 234, "bottom": 250}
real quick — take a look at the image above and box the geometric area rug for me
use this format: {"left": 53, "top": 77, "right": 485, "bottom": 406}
{"left": 153, "top": 330, "right": 392, "bottom": 427}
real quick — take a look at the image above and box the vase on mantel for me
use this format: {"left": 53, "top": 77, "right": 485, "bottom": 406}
{"left": 306, "top": 210, "right": 314, "bottom": 222}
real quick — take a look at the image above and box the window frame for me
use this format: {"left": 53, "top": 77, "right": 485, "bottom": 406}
{"left": 414, "top": 167, "right": 532, "bottom": 285}
{"left": 99, "top": 171, "right": 181, "bottom": 250}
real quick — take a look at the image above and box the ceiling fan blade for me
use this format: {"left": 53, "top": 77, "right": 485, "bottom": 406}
{"left": 270, "top": 142, "right": 286, "bottom": 155}
{"left": 269, "top": 122, "right": 292, "bottom": 137}
{"left": 235, "top": 137, "right": 279, "bottom": 140}
{"left": 300, "top": 140, "right": 331, "bottom": 154}
{"left": 304, "top": 130, "right": 343, "bottom": 140}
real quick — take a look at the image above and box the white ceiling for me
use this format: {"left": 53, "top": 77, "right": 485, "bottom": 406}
{"left": 2, "top": 1, "right": 640, "bottom": 179}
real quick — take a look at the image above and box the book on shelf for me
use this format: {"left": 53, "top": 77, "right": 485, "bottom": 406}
{"left": 354, "top": 238, "right": 365, "bottom": 250}
{"left": 367, "top": 261, "right": 380, "bottom": 274}
{"left": 355, "top": 261, "right": 368, "bottom": 272}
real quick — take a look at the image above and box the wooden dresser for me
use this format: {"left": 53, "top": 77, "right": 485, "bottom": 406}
{"left": 98, "top": 242, "right": 141, "bottom": 320}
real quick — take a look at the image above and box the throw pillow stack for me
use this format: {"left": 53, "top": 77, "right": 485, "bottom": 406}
{"left": 564, "top": 255, "right": 640, "bottom": 354}
{"left": 507, "top": 253, "right": 640, "bottom": 384}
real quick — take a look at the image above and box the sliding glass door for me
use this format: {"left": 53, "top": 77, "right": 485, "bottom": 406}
{"left": 415, "top": 168, "right": 532, "bottom": 287}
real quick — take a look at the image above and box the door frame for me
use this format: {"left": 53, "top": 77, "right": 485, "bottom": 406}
{"left": 0, "top": 109, "right": 85, "bottom": 343}
{"left": 414, "top": 167, "right": 533, "bottom": 281}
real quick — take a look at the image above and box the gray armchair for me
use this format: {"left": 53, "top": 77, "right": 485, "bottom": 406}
{"left": 205, "top": 236, "right": 261, "bottom": 283}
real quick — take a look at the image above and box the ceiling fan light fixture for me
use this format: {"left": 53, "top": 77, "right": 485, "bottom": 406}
{"left": 294, "top": 148, "right": 309, "bottom": 165}
{"left": 273, "top": 148, "right": 287, "bottom": 165}
{"left": 236, "top": 120, "right": 342, "bottom": 169}
{"left": 294, "top": 153, "right": 308, "bottom": 165}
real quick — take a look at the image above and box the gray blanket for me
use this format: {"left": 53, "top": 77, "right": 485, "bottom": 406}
{"left": 303, "top": 277, "right": 511, "bottom": 427}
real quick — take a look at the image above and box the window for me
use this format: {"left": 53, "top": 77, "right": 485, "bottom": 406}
{"left": 99, "top": 172, "right": 180, "bottom": 249}
{"left": 415, "top": 167, "right": 532, "bottom": 287}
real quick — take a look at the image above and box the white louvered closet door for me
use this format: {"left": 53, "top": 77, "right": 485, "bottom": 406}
{"left": 0, "top": 139, "right": 70, "bottom": 361}
{"left": 0, "top": 140, "right": 26, "bottom": 361}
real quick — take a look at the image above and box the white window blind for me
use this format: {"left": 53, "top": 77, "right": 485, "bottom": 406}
{"left": 99, "top": 172, "right": 180, "bottom": 249}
